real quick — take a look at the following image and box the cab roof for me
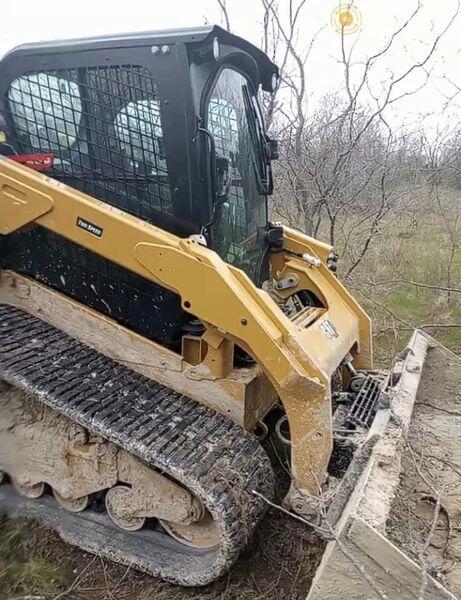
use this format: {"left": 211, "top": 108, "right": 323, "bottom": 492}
{"left": 4, "top": 25, "right": 279, "bottom": 92}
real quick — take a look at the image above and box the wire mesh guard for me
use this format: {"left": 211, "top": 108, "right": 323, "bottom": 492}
{"left": 7, "top": 65, "right": 173, "bottom": 220}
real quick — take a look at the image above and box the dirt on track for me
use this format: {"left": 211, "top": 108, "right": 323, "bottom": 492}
{"left": 0, "top": 440, "right": 325, "bottom": 600}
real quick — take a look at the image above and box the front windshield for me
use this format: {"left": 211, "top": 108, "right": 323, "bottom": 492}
{"left": 207, "top": 68, "right": 267, "bottom": 282}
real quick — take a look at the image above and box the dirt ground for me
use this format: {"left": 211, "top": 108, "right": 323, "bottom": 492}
{"left": 387, "top": 341, "right": 461, "bottom": 597}
{"left": 0, "top": 512, "right": 324, "bottom": 600}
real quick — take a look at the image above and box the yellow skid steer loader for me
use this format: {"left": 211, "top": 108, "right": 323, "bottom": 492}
{"left": 0, "top": 26, "right": 457, "bottom": 596}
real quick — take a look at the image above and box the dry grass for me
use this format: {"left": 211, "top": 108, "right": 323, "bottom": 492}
{"left": 343, "top": 195, "right": 461, "bottom": 364}
{"left": 0, "top": 514, "right": 323, "bottom": 600}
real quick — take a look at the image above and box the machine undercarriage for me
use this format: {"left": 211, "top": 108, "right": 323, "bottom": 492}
{"left": 0, "top": 303, "right": 274, "bottom": 585}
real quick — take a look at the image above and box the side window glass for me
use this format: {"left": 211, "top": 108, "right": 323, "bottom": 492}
{"left": 114, "top": 99, "right": 171, "bottom": 214}
{"left": 208, "top": 96, "right": 247, "bottom": 252}
{"left": 8, "top": 73, "right": 81, "bottom": 151}
{"left": 6, "top": 66, "right": 173, "bottom": 219}
{"left": 115, "top": 100, "right": 163, "bottom": 167}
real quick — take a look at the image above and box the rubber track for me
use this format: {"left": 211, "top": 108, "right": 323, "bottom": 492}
{"left": 0, "top": 303, "right": 274, "bottom": 586}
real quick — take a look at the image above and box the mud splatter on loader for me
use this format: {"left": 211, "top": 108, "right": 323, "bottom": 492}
{"left": 0, "top": 26, "right": 457, "bottom": 597}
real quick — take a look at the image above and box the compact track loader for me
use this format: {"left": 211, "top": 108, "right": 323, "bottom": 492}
{"left": 0, "top": 26, "right": 453, "bottom": 593}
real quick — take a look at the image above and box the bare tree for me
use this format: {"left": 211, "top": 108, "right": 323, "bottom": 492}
{"left": 254, "top": 0, "right": 459, "bottom": 269}
{"left": 215, "top": 0, "right": 461, "bottom": 354}
{"left": 217, "top": 0, "right": 231, "bottom": 31}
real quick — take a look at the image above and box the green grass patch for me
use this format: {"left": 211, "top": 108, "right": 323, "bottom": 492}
{"left": 338, "top": 201, "right": 461, "bottom": 362}
{"left": 0, "top": 517, "right": 70, "bottom": 600}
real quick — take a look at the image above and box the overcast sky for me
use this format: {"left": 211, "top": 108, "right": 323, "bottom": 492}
{"left": 3, "top": 0, "right": 461, "bottom": 131}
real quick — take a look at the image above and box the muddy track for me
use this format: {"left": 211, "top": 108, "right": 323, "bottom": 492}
{"left": 0, "top": 303, "right": 274, "bottom": 586}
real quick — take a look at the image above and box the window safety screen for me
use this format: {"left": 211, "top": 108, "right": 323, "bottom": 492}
{"left": 7, "top": 65, "right": 173, "bottom": 219}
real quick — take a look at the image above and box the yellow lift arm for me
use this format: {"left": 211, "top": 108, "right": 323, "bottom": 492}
{"left": 0, "top": 156, "right": 372, "bottom": 509}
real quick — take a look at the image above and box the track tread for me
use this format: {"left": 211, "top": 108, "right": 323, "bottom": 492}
{"left": 0, "top": 303, "right": 274, "bottom": 586}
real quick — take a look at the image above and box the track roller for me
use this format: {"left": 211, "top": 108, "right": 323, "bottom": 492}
{"left": 160, "top": 512, "right": 220, "bottom": 549}
{"left": 53, "top": 490, "right": 90, "bottom": 513}
{"left": 105, "top": 485, "right": 146, "bottom": 532}
{"left": 11, "top": 478, "right": 45, "bottom": 499}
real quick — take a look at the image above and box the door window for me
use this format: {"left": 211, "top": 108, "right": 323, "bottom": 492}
{"left": 207, "top": 68, "right": 267, "bottom": 281}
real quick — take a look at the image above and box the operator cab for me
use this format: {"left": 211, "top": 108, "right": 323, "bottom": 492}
{"left": 0, "top": 26, "right": 279, "bottom": 282}
{"left": 0, "top": 26, "right": 279, "bottom": 347}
